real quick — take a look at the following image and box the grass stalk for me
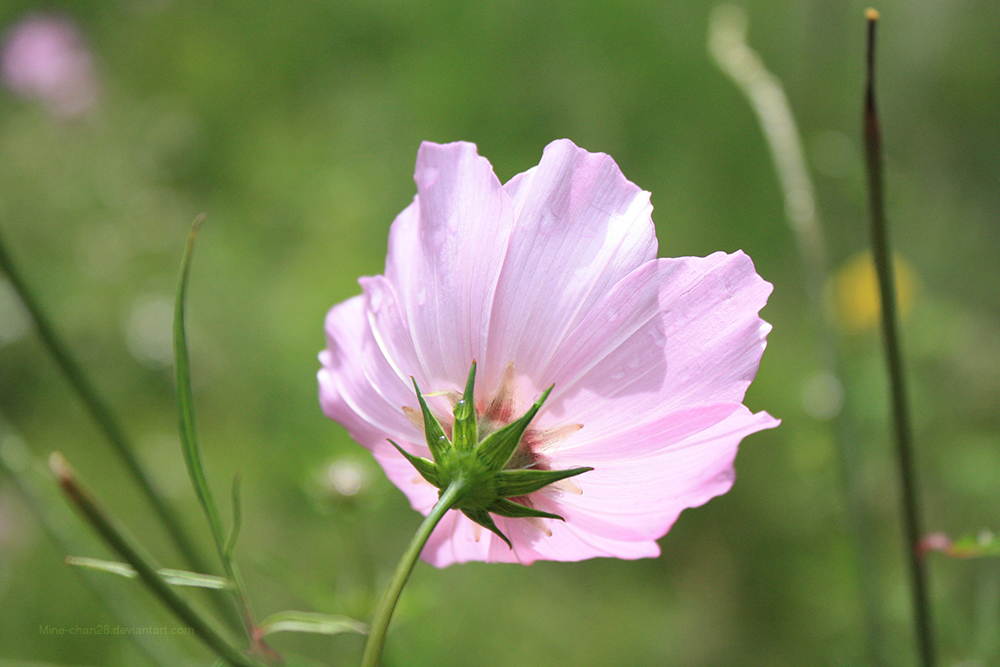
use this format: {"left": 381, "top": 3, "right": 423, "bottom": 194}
{"left": 863, "top": 9, "right": 935, "bottom": 667}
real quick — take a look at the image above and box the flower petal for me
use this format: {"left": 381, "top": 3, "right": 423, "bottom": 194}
{"left": 482, "top": 139, "right": 657, "bottom": 389}
{"left": 420, "top": 510, "right": 485, "bottom": 566}
{"left": 539, "top": 251, "right": 773, "bottom": 445}
{"left": 383, "top": 141, "right": 514, "bottom": 389}
{"left": 421, "top": 495, "right": 662, "bottom": 566}
{"left": 318, "top": 292, "right": 435, "bottom": 481}
{"left": 319, "top": 295, "right": 411, "bottom": 447}
{"left": 552, "top": 407, "right": 779, "bottom": 541}
{"left": 420, "top": 405, "right": 776, "bottom": 566}
{"left": 372, "top": 445, "right": 441, "bottom": 514}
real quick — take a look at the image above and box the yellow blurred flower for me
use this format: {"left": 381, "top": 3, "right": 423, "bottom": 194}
{"left": 830, "top": 251, "right": 917, "bottom": 333}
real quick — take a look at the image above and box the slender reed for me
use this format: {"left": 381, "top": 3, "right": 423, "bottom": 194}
{"left": 863, "top": 9, "right": 935, "bottom": 667}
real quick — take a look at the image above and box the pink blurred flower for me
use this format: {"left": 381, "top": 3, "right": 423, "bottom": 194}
{"left": 319, "top": 139, "right": 778, "bottom": 566}
{"left": 1, "top": 13, "right": 98, "bottom": 116}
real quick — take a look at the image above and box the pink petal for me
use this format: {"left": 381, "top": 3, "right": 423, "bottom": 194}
{"left": 552, "top": 407, "right": 779, "bottom": 539}
{"left": 539, "top": 251, "right": 773, "bottom": 444}
{"left": 557, "top": 403, "right": 744, "bottom": 462}
{"left": 422, "top": 406, "right": 777, "bottom": 567}
{"left": 372, "top": 445, "right": 441, "bottom": 514}
{"left": 320, "top": 289, "right": 453, "bottom": 517}
{"left": 482, "top": 139, "right": 658, "bottom": 387}
{"left": 318, "top": 293, "right": 420, "bottom": 456}
{"left": 421, "top": 511, "right": 486, "bottom": 565}
{"left": 383, "top": 141, "right": 514, "bottom": 389}
{"left": 421, "top": 495, "right": 661, "bottom": 567}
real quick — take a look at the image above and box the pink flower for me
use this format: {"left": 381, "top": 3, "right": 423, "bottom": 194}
{"left": 1, "top": 14, "right": 98, "bottom": 117}
{"left": 318, "top": 139, "right": 778, "bottom": 566}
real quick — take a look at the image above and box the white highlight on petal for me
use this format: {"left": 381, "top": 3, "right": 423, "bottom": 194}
{"left": 550, "top": 478, "right": 584, "bottom": 496}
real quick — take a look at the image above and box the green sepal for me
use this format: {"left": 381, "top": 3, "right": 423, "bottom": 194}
{"left": 476, "top": 385, "right": 552, "bottom": 472}
{"left": 487, "top": 497, "right": 565, "bottom": 522}
{"left": 452, "top": 361, "right": 478, "bottom": 452}
{"left": 389, "top": 440, "right": 441, "bottom": 487}
{"left": 460, "top": 508, "right": 512, "bottom": 549}
{"left": 493, "top": 466, "right": 593, "bottom": 498}
{"left": 394, "top": 363, "right": 594, "bottom": 554}
{"left": 412, "top": 377, "right": 451, "bottom": 465}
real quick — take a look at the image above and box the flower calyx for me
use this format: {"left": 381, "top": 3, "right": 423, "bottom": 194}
{"left": 389, "top": 361, "right": 592, "bottom": 548}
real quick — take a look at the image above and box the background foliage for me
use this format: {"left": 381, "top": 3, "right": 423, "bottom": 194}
{"left": 1, "top": 0, "right": 998, "bottom": 665}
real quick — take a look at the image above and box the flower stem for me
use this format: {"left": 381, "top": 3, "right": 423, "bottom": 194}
{"left": 361, "top": 480, "right": 466, "bottom": 667}
{"left": 864, "top": 10, "right": 935, "bottom": 667}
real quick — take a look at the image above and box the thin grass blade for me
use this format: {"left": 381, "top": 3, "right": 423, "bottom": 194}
{"left": 258, "top": 611, "right": 368, "bottom": 637}
{"left": 66, "top": 557, "right": 234, "bottom": 590}
{"left": 174, "top": 217, "right": 228, "bottom": 558}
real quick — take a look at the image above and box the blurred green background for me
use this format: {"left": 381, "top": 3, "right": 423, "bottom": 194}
{"left": 1, "top": 0, "right": 998, "bottom": 665}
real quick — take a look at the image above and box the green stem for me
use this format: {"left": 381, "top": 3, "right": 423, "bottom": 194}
{"left": 361, "top": 481, "right": 467, "bottom": 667}
{"left": 0, "top": 226, "right": 220, "bottom": 594}
{"left": 50, "top": 453, "right": 266, "bottom": 667}
{"left": 864, "top": 11, "right": 935, "bottom": 667}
